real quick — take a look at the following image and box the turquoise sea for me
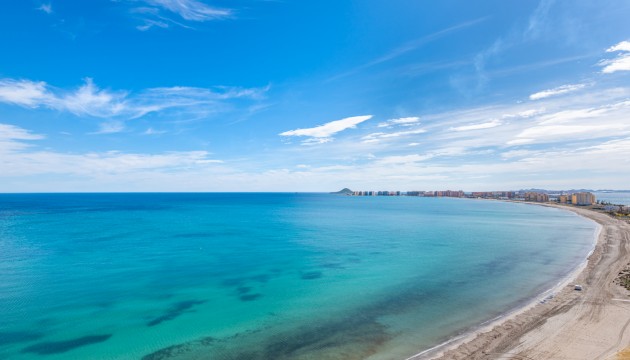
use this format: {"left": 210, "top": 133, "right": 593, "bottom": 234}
{"left": 0, "top": 193, "right": 597, "bottom": 360}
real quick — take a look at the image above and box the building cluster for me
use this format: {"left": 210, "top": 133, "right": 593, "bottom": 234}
{"left": 352, "top": 190, "right": 465, "bottom": 197}
{"left": 349, "top": 189, "right": 598, "bottom": 206}
{"left": 470, "top": 191, "right": 516, "bottom": 200}
{"left": 556, "top": 192, "right": 597, "bottom": 205}
{"left": 524, "top": 192, "right": 549, "bottom": 203}
{"left": 351, "top": 190, "right": 518, "bottom": 200}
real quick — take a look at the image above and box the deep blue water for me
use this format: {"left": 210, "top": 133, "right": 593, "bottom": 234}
{"left": 0, "top": 193, "right": 597, "bottom": 359}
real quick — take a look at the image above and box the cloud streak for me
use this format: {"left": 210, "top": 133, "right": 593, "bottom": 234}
{"left": 328, "top": 17, "right": 488, "bottom": 81}
{"left": 37, "top": 3, "right": 53, "bottom": 14}
{"left": 280, "top": 115, "right": 372, "bottom": 145}
{"left": 599, "top": 40, "right": 630, "bottom": 73}
{"left": 377, "top": 116, "right": 420, "bottom": 128}
{"left": 142, "top": 0, "right": 231, "bottom": 21}
{"left": 130, "top": 0, "right": 231, "bottom": 30}
{"left": 0, "top": 77, "right": 267, "bottom": 123}
{"left": 362, "top": 128, "right": 427, "bottom": 143}
{"left": 450, "top": 119, "right": 502, "bottom": 132}
{"left": 529, "top": 83, "right": 587, "bottom": 100}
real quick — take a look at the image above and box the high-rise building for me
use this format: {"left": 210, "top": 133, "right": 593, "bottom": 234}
{"left": 571, "top": 192, "right": 596, "bottom": 206}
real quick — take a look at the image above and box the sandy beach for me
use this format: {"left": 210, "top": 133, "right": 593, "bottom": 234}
{"left": 418, "top": 204, "right": 630, "bottom": 360}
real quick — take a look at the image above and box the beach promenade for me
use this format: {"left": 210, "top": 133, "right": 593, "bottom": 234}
{"left": 425, "top": 205, "right": 630, "bottom": 360}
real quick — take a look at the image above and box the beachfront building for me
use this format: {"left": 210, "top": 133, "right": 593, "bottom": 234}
{"left": 424, "top": 190, "right": 464, "bottom": 198}
{"left": 558, "top": 195, "right": 569, "bottom": 204}
{"left": 470, "top": 191, "right": 516, "bottom": 199}
{"left": 571, "top": 192, "right": 596, "bottom": 206}
{"left": 524, "top": 192, "right": 549, "bottom": 202}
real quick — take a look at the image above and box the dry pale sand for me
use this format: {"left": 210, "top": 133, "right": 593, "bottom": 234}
{"left": 419, "top": 204, "right": 630, "bottom": 360}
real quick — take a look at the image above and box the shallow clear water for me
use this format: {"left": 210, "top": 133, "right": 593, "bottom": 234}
{"left": 0, "top": 193, "right": 597, "bottom": 360}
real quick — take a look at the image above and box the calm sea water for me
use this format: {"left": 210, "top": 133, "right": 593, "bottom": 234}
{"left": 594, "top": 191, "right": 630, "bottom": 206}
{"left": 0, "top": 193, "right": 597, "bottom": 360}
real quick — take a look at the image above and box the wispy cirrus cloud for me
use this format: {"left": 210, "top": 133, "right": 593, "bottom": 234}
{"left": 599, "top": 40, "right": 630, "bottom": 73}
{"left": 128, "top": 0, "right": 232, "bottom": 31}
{"left": 361, "top": 128, "right": 427, "bottom": 144}
{"left": 0, "top": 123, "right": 45, "bottom": 152}
{"left": 0, "top": 122, "right": 223, "bottom": 178}
{"left": 37, "top": 3, "right": 53, "bottom": 14}
{"left": 450, "top": 119, "right": 502, "bottom": 132}
{"left": 0, "top": 77, "right": 267, "bottom": 131}
{"left": 374, "top": 154, "right": 435, "bottom": 165}
{"left": 142, "top": 0, "right": 230, "bottom": 21}
{"left": 328, "top": 17, "right": 488, "bottom": 81}
{"left": 280, "top": 115, "right": 372, "bottom": 145}
{"left": 529, "top": 83, "right": 587, "bottom": 100}
{"left": 507, "top": 99, "right": 630, "bottom": 145}
{"left": 377, "top": 116, "right": 420, "bottom": 128}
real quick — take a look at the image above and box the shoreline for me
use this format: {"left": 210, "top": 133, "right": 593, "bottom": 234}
{"left": 410, "top": 202, "right": 630, "bottom": 360}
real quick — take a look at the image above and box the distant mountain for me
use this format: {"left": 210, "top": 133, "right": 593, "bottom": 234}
{"left": 331, "top": 188, "right": 353, "bottom": 195}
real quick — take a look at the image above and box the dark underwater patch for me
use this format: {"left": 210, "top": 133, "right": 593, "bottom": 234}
{"left": 236, "top": 286, "right": 252, "bottom": 294}
{"left": 147, "top": 300, "right": 205, "bottom": 327}
{"left": 222, "top": 278, "right": 246, "bottom": 287}
{"left": 300, "top": 271, "right": 322, "bottom": 280}
{"left": 137, "top": 281, "right": 448, "bottom": 360}
{"left": 141, "top": 337, "right": 215, "bottom": 360}
{"left": 239, "top": 294, "right": 262, "bottom": 302}
{"left": 21, "top": 334, "right": 112, "bottom": 355}
{"left": 0, "top": 331, "right": 44, "bottom": 346}
{"left": 477, "top": 257, "right": 515, "bottom": 276}
{"left": 250, "top": 274, "right": 270, "bottom": 283}
{"left": 320, "top": 262, "right": 345, "bottom": 269}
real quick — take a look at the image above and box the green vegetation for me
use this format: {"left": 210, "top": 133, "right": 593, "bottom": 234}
{"left": 615, "top": 265, "right": 630, "bottom": 292}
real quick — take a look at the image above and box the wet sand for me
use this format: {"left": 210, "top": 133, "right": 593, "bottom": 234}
{"left": 418, "top": 204, "right": 630, "bottom": 360}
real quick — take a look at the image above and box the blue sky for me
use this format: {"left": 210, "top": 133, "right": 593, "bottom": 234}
{"left": 1, "top": 0, "right": 629, "bottom": 191}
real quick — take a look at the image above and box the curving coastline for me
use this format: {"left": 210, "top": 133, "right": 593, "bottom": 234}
{"left": 413, "top": 203, "right": 630, "bottom": 360}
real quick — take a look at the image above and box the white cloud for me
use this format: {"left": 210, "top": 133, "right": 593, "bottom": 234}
{"left": 505, "top": 138, "right": 534, "bottom": 146}
{"left": 37, "top": 3, "right": 52, "bottom": 14}
{"left": 598, "top": 40, "right": 630, "bottom": 74}
{"left": 374, "top": 154, "right": 435, "bottom": 165}
{"left": 362, "top": 128, "right": 427, "bottom": 143}
{"left": 92, "top": 121, "right": 126, "bottom": 134}
{"left": 280, "top": 115, "right": 372, "bottom": 144}
{"left": 0, "top": 123, "right": 45, "bottom": 152}
{"left": 377, "top": 116, "right": 420, "bottom": 128}
{"left": 143, "top": 127, "right": 167, "bottom": 135}
{"left": 502, "top": 108, "right": 546, "bottom": 118}
{"left": 142, "top": 0, "right": 231, "bottom": 21}
{"left": 607, "top": 41, "right": 630, "bottom": 53}
{"left": 136, "top": 19, "right": 170, "bottom": 31}
{"left": 518, "top": 124, "right": 624, "bottom": 138}
{"left": 600, "top": 56, "right": 630, "bottom": 73}
{"left": 131, "top": 0, "right": 231, "bottom": 30}
{"left": 450, "top": 119, "right": 502, "bottom": 132}
{"left": 0, "top": 79, "right": 49, "bottom": 107}
{"left": 0, "top": 77, "right": 267, "bottom": 121}
{"left": 59, "top": 78, "right": 129, "bottom": 117}
{"left": 529, "top": 83, "right": 587, "bottom": 100}
{"left": 508, "top": 100, "right": 630, "bottom": 145}
{"left": 0, "top": 124, "right": 224, "bottom": 180}
{"left": 0, "top": 124, "right": 45, "bottom": 141}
